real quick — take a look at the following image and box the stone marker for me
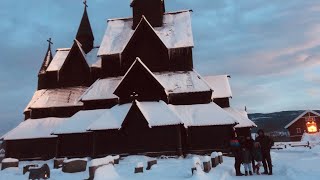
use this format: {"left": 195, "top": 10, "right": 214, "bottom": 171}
{"left": 1, "top": 158, "right": 19, "bottom": 170}
{"left": 210, "top": 152, "right": 219, "bottom": 167}
{"left": 23, "top": 164, "right": 38, "bottom": 174}
{"left": 146, "top": 159, "right": 157, "bottom": 170}
{"left": 28, "top": 164, "right": 50, "bottom": 180}
{"left": 62, "top": 158, "right": 87, "bottom": 173}
{"left": 54, "top": 158, "right": 65, "bottom": 169}
{"left": 203, "top": 156, "right": 211, "bottom": 173}
{"left": 218, "top": 152, "right": 223, "bottom": 164}
{"left": 135, "top": 162, "right": 143, "bottom": 173}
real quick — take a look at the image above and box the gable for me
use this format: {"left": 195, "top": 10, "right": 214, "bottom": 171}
{"left": 59, "top": 40, "right": 91, "bottom": 87}
{"left": 114, "top": 58, "right": 167, "bottom": 103}
{"left": 121, "top": 16, "right": 169, "bottom": 73}
{"left": 121, "top": 102, "right": 150, "bottom": 132}
{"left": 285, "top": 110, "right": 320, "bottom": 129}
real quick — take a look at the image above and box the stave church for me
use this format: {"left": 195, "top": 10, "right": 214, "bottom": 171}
{"left": 1, "top": 0, "right": 256, "bottom": 160}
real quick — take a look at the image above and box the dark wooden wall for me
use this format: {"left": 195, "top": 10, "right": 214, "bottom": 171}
{"left": 236, "top": 127, "right": 252, "bottom": 139}
{"left": 132, "top": 0, "right": 164, "bottom": 29}
{"left": 168, "top": 91, "right": 212, "bottom": 105}
{"left": 185, "top": 125, "right": 234, "bottom": 154}
{"left": 5, "top": 138, "right": 57, "bottom": 160}
{"left": 57, "top": 133, "right": 93, "bottom": 158}
{"left": 213, "top": 98, "right": 230, "bottom": 108}
{"left": 30, "top": 106, "right": 82, "bottom": 119}
{"left": 169, "top": 48, "right": 193, "bottom": 71}
{"left": 101, "top": 54, "right": 121, "bottom": 78}
{"left": 82, "top": 99, "right": 118, "bottom": 110}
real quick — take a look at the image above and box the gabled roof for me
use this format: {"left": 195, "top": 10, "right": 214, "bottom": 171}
{"left": 285, "top": 110, "right": 320, "bottom": 129}
{"left": 38, "top": 43, "right": 53, "bottom": 75}
{"left": 52, "top": 109, "right": 106, "bottom": 135}
{"left": 224, "top": 107, "right": 257, "bottom": 128}
{"left": 98, "top": 10, "right": 193, "bottom": 56}
{"left": 87, "top": 104, "right": 131, "bottom": 131}
{"left": 1, "top": 118, "right": 66, "bottom": 140}
{"left": 81, "top": 70, "right": 212, "bottom": 101}
{"left": 203, "top": 75, "right": 232, "bottom": 99}
{"left": 130, "top": 0, "right": 164, "bottom": 7}
{"left": 113, "top": 57, "right": 166, "bottom": 96}
{"left": 46, "top": 48, "right": 70, "bottom": 72}
{"left": 135, "top": 100, "right": 182, "bottom": 127}
{"left": 169, "top": 103, "right": 238, "bottom": 127}
{"left": 24, "top": 87, "right": 87, "bottom": 111}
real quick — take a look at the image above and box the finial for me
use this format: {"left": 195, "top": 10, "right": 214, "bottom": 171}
{"left": 83, "top": 0, "right": 88, "bottom": 8}
{"left": 130, "top": 91, "right": 139, "bottom": 101}
{"left": 47, "top": 38, "right": 53, "bottom": 46}
{"left": 245, "top": 106, "right": 247, "bottom": 112}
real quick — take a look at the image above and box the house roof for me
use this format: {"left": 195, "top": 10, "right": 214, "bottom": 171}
{"left": 98, "top": 10, "right": 193, "bottom": 56}
{"left": 223, "top": 107, "right": 257, "bottom": 128}
{"left": 169, "top": 102, "right": 238, "bottom": 127}
{"left": 52, "top": 109, "right": 106, "bottom": 135}
{"left": 46, "top": 48, "right": 70, "bottom": 72}
{"left": 87, "top": 104, "right": 131, "bottom": 131}
{"left": 203, "top": 75, "right": 232, "bottom": 99}
{"left": 135, "top": 100, "right": 182, "bottom": 127}
{"left": 285, "top": 110, "right": 320, "bottom": 129}
{"left": 81, "top": 70, "right": 211, "bottom": 101}
{"left": 24, "top": 87, "right": 87, "bottom": 111}
{"left": 1, "top": 118, "right": 66, "bottom": 140}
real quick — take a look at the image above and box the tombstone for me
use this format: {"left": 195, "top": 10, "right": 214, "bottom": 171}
{"left": 210, "top": 152, "right": 219, "bottom": 167}
{"left": 113, "top": 155, "right": 120, "bottom": 164}
{"left": 54, "top": 158, "right": 65, "bottom": 169}
{"left": 28, "top": 164, "right": 50, "bottom": 180}
{"left": 135, "top": 162, "right": 143, "bottom": 173}
{"left": 203, "top": 156, "right": 211, "bottom": 173}
{"left": 89, "top": 156, "right": 114, "bottom": 180}
{"left": 218, "top": 152, "right": 223, "bottom": 164}
{"left": 23, "top": 164, "right": 38, "bottom": 174}
{"left": 62, "top": 158, "right": 87, "bottom": 173}
{"left": 146, "top": 159, "right": 157, "bottom": 170}
{"left": 1, "top": 158, "right": 19, "bottom": 170}
{"left": 191, "top": 157, "right": 202, "bottom": 175}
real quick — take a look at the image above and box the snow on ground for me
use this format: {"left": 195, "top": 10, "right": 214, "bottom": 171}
{"left": 1, "top": 146, "right": 320, "bottom": 180}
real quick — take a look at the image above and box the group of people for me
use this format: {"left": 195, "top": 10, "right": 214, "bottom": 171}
{"left": 230, "top": 129, "right": 274, "bottom": 176}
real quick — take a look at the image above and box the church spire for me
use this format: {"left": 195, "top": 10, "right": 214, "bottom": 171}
{"left": 38, "top": 38, "right": 53, "bottom": 75}
{"left": 76, "top": 0, "right": 94, "bottom": 54}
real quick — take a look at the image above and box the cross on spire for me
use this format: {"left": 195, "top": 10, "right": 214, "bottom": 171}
{"left": 47, "top": 38, "right": 53, "bottom": 46}
{"left": 83, "top": 0, "right": 88, "bottom": 8}
{"left": 130, "top": 91, "right": 139, "bottom": 101}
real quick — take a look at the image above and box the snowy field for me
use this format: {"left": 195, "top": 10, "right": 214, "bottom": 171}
{"left": 1, "top": 146, "right": 320, "bottom": 180}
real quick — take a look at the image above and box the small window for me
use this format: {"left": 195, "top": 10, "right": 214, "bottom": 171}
{"left": 296, "top": 128, "right": 301, "bottom": 134}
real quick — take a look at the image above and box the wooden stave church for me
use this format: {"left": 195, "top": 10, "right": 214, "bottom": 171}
{"left": 2, "top": 0, "right": 257, "bottom": 160}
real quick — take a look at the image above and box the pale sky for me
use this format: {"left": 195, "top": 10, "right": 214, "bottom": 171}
{"left": 1, "top": 0, "right": 320, "bottom": 133}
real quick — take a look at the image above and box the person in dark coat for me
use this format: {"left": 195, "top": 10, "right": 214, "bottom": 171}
{"left": 230, "top": 136, "right": 243, "bottom": 176}
{"left": 242, "top": 146, "right": 253, "bottom": 176}
{"left": 255, "top": 129, "right": 274, "bottom": 175}
{"left": 253, "top": 142, "right": 263, "bottom": 175}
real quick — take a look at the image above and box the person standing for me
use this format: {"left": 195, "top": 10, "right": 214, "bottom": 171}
{"left": 255, "top": 129, "right": 274, "bottom": 175}
{"left": 230, "top": 136, "right": 243, "bottom": 176}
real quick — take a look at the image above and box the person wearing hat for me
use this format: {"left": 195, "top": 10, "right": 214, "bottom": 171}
{"left": 255, "top": 129, "right": 274, "bottom": 175}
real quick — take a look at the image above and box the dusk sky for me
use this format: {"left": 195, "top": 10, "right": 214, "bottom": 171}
{"left": 1, "top": 0, "right": 320, "bottom": 134}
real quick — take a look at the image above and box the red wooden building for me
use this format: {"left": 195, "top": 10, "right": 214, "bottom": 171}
{"left": 285, "top": 110, "right": 320, "bottom": 141}
{"left": 1, "top": 0, "right": 256, "bottom": 160}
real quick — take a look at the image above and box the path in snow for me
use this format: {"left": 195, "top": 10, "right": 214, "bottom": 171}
{"left": 1, "top": 146, "right": 320, "bottom": 180}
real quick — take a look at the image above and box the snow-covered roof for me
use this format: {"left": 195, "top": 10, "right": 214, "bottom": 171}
{"left": 136, "top": 101, "right": 182, "bottom": 127}
{"left": 86, "top": 47, "right": 101, "bottom": 66}
{"left": 170, "top": 103, "right": 238, "bottom": 127}
{"left": 46, "top": 49, "right": 70, "bottom": 72}
{"left": 98, "top": 10, "right": 194, "bottom": 56}
{"left": 1, "top": 118, "right": 66, "bottom": 140}
{"left": 25, "top": 87, "right": 87, "bottom": 111}
{"left": 87, "top": 104, "right": 131, "bottom": 131}
{"left": 155, "top": 71, "right": 211, "bottom": 94}
{"left": 81, "top": 77, "right": 122, "bottom": 101}
{"left": 223, "top": 107, "right": 257, "bottom": 128}
{"left": 82, "top": 71, "right": 211, "bottom": 101}
{"left": 203, "top": 75, "right": 232, "bottom": 99}
{"left": 53, "top": 109, "right": 106, "bottom": 134}
{"left": 285, "top": 110, "right": 320, "bottom": 129}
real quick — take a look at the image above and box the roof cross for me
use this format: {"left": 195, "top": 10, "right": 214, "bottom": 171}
{"left": 47, "top": 38, "right": 53, "bottom": 46}
{"left": 130, "top": 91, "right": 139, "bottom": 101}
{"left": 83, "top": 0, "right": 88, "bottom": 7}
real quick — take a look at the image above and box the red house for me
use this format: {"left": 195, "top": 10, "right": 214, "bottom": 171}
{"left": 285, "top": 110, "right": 320, "bottom": 141}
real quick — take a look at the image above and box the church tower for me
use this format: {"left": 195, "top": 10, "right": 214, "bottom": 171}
{"left": 76, "top": 0, "right": 94, "bottom": 54}
{"left": 131, "top": 0, "right": 165, "bottom": 29}
{"left": 37, "top": 38, "right": 53, "bottom": 90}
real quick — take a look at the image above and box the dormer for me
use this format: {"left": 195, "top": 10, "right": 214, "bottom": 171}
{"left": 131, "top": 0, "right": 165, "bottom": 29}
